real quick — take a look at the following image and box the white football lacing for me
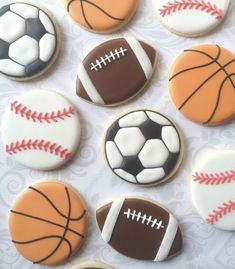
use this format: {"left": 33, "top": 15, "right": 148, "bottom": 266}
{"left": 90, "top": 47, "right": 128, "bottom": 71}
{"left": 124, "top": 209, "right": 164, "bottom": 230}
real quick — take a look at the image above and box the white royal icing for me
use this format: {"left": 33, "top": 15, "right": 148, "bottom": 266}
{"left": 118, "top": 111, "right": 148, "bottom": 127}
{"left": 136, "top": 168, "right": 165, "bottom": 184}
{"left": 0, "top": 59, "right": 25, "bottom": 76}
{"left": 39, "top": 33, "right": 56, "bottom": 62}
{"left": 114, "top": 169, "right": 137, "bottom": 183}
{"left": 10, "top": 3, "right": 38, "bottom": 19}
{"left": 39, "top": 10, "right": 55, "bottom": 35}
{"left": 106, "top": 141, "right": 123, "bottom": 169}
{"left": 162, "top": 126, "right": 180, "bottom": 153}
{"left": 146, "top": 111, "right": 171, "bottom": 125}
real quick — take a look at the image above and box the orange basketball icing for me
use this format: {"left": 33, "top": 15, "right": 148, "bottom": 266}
{"left": 64, "top": 0, "right": 138, "bottom": 32}
{"left": 9, "top": 181, "right": 87, "bottom": 265}
{"left": 169, "top": 44, "right": 235, "bottom": 125}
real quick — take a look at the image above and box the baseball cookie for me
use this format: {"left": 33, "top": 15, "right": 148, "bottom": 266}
{"left": 0, "top": 2, "right": 59, "bottom": 81}
{"left": 9, "top": 181, "right": 87, "bottom": 265}
{"left": 169, "top": 44, "right": 235, "bottom": 125}
{"left": 152, "top": 0, "right": 230, "bottom": 37}
{"left": 191, "top": 150, "right": 235, "bottom": 231}
{"left": 64, "top": 0, "right": 138, "bottom": 33}
{"left": 76, "top": 37, "right": 156, "bottom": 106}
{"left": 70, "top": 260, "right": 114, "bottom": 269}
{"left": 96, "top": 197, "right": 183, "bottom": 262}
{"left": 103, "top": 109, "right": 183, "bottom": 186}
{"left": 1, "top": 90, "right": 80, "bottom": 170}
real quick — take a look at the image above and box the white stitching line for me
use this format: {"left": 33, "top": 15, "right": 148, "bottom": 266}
{"left": 90, "top": 47, "right": 128, "bottom": 71}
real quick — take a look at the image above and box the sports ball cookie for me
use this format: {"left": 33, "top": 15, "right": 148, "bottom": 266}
{"left": 169, "top": 44, "right": 235, "bottom": 125}
{"left": 70, "top": 260, "right": 114, "bottom": 269}
{"left": 76, "top": 37, "right": 156, "bottom": 106}
{"left": 103, "top": 109, "right": 183, "bottom": 186}
{"left": 191, "top": 150, "right": 235, "bottom": 231}
{"left": 1, "top": 90, "right": 80, "bottom": 170}
{"left": 152, "top": 0, "right": 230, "bottom": 37}
{"left": 9, "top": 181, "right": 87, "bottom": 265}
{"left": 96, "top": 197, "right": 183, "bottom": 262}
{"left": 0, "top": 2, "right": 59, "bottom": 80}
{"left": 64, "top": 0, "right": 138, "bottom": 33}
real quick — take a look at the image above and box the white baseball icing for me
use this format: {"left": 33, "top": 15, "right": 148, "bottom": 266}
{"left": 162, "top": 126, "right": 180, "bottom": 153}
{"left": 106, "top": 141, "right": 123, "bottom": 169}
{"left": 119, "top": 111, "right": 148, "bottom": 127}
{"left": 152, "top": 0, "right": 230, "bottom": 36}
{"left": 10, "top": 3, "right": 38, "bottom": 19}
{"left": 136, "top": 168, "right": 165, "bottom": 184}
{"left": 191, "top": 150, "right": 235, "bottom": 231}
{"left": 39, "top": 10, "right": 55, "bottom": 35}
{"left": 1, "top": 90, "right": 81, "bottom": 170}
{"left": 39, "top": 33, "right": 56, "bottom": 62}
{"left": 146, "top": 111, "right": 171, "bottom": 125}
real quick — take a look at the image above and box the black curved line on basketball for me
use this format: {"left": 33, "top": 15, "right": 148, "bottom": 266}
{"left": 10, "top": 210, "right": 84, "bottom": 238}
{"left": 204, "top": 73, "right": 235, "bottom": 124}
{"left": 80, "top": 0, "right": 92, "bottom": 29}
{"left": 29, "top": 186, "right": 85, "bottom": 221}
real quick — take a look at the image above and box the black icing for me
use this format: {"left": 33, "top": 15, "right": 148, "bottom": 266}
{"left": 25, "top": 59, "right": 48, "bottom": 76}
{"left": 25, "top": 18, "right": 47, "bottom": 40}
{"left": 139, "top": 119, "right": 162, "bottom": 140}
{"left": 119, "top": 155, "right": 144, "bottom": 177}
{"left": 0, "top": 5, "right": 10, "bottom": 17}
{"left": 163, "top": 152, "right": 180, "bottom": 176}
{"left": 0, "top": 39, "right": 9, "bottom": 59}
{"left": 105, "top": 120, "right": 120, "bottom": 141}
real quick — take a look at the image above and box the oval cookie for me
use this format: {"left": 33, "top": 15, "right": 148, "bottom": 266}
{"left": 152, "top": 0, "right": 230, "bottom": 37}
{"left": 76, "top": 38, "right": 156, "bottom": 106}
{"left": 9, "top": 181, "right": 87, "bottom": 265}
{"left": 1, "top": 90, "right": 81, "bottom": 170}
{"left": 169, "top": 44, "right": 235, "bottom": 125}
{"left": 64, "top": 0, "right": 138, "bottom": 33}
{"left": 96, "top": 197, "right": 183, "bottom": 262}
{"left": 70, "top": 260, "right": 114, "bottom": 269}
{"left": 104, "top": 109, "right": 183, "bottom": 186}
{"left": 0, "top": 2, "right": 59, "bottom": 80}
{"left": 191, "top": 150, "right": 235, "bottom": 231}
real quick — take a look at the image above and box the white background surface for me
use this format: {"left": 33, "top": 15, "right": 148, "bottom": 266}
{"left": 0, "top": 1, "right": 235, "bottom": 269}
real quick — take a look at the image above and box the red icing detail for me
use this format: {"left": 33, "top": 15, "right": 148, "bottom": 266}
{"left": 158, "top": 0, "right": 223, "bottom": 19}
{"left": 5, "top": 139, "right": 71, "bottom": 159}
{"left": 10, "top": 101, "right": 75, "bottom": 123}
{"left": 193, "top": 170, "right": 235, "bottom": 185}
{"left": 206, "top": 200, "right": 235, "bottom": 225}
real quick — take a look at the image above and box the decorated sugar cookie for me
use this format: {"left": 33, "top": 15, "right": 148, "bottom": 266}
{"left": 9, "top": 181, "right": 87, "bottom": 265}
{"left": 76, "top": 38, "right": 156, "bottom": 106}
{"left": 70, "top": 260, "right": 114, "bottom": 269}
{"left": 191, "top": 150, "right": 235, "bottom": 231}
{"left": 1, "top": 90, "right": 80, "bottom": 170}
{"left": 152, "top": 0, "right": 230, "bottom": 37}
{"left": 103, "top": 109, "right": 183, "bottom": 186}
{"left": 0, "top": 2, "right": 59, "bottom": 80}
{"left": 169, "top": 44, "right": 235, "bottom": 125}
{"left": 96, "top": 197, "right": 183, "bottom": 262}
{"left": 64, "top": 0, "right": 138, "bottom": 33}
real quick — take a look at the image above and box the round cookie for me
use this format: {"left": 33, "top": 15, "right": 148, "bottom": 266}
{"left": 152, "top": 0, "right": 230, "bottom": 37}
{"left": 9, "top": 180, "right": 87, "bottom": 265}
{"left": 96, "top": 197, "right": 183, "bottom": 262}
{"left": 1, "top": 90, "right": 81, "bottom": 170}
{"left": 76, "top": 37, "right": 156, "bottom": 106}
{"left": 169, "top": 44, "right": 235, "bottom": 125}
{"left": 70, "top": 260, "right": 114, "bottom": 269}
{"left": 103, "top": 109, "right": 183, "bottom": 186}
{"left": 0, "top": 2, "right": 59, "bottom": 81}
{"left": 191, "top": 150, "right": 235, "bottom": 231}
{"left": 64, "top": 0, "right": 138, "bottom": 33}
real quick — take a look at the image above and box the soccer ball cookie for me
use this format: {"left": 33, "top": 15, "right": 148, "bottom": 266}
{"left": 96, "top": 197, "right": 183, "bottom": 262}
{"left": 70, "top": 260, "right": 114, "bottom": 269}
{"left": 103, "top": 109, "right": 183, "bottom": 186}
{"left": 9, "top": 180, "right": 87, "bottom": 265}
{"left": 0, "top": 2, "right": 59, "bottom": 80}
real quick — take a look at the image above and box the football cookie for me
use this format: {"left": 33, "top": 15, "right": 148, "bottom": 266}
{"left": 152, "top": 0, "right": 230, "bottom": 37}
{"left": 0, "top": 2, "right": 59, "bottom": 80}
{"left": 70, "top": 260, "right": 114, "bottom": 269}
{"left": 9, "top": 181, "right": 87, "bottom": 265}
{"left": 169, "top": 44, "right": 235, "bottom": 125}
{"left": 96, "top": 197, "right": 183, "bottom": 262}
{"left": 76, "top": 37, "right": 156, "bottom": 106}
{"left": 64, "top": 0, "right": 138, "bottom": 33}
{"left": 1, "top": 90, "right": 81, "bottom": 170}
{"left": 191, "top": 150, "right": 235, "bottom": 231}
{"left": 103, "top": 109, "right": 183, "bottom": 186}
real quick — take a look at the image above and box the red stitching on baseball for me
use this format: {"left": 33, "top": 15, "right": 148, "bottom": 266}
{"left": 206, "top": 200, "right": 235, "bottom": 225}
{"left": 10, "top": 101, "right": 75, "bottom": 123}
{"left": 6, "top": 139, "right": 71, "bottom": 159}
{"left": 158, "top": 0, "right": 223, "bottom": 19}
{"left": 193, "top": 170, "right": 235, "bottom": 185}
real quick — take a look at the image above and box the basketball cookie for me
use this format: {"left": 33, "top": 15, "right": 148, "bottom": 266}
{"left": 191, "top": 150, "right": 235, "bottom": 231}
{"left": 70, "top": 260, "right": 114, "bottom": 269}
{"left": 0, "top": 2, "right": 59, "bottom": 81}
{"left": 76, "top": 37, "right": 156, "bottom": 106}
{"left": 96, "top": 197, "right": 183, "bottom": 262}
{"left": 64, "top": 0, "right": 138, "bottom": 33}
{"left": 9, "top": 181, "right": 87, "bottom": 265}
{"left": 152, "top": 0, "right": 230, "bottom": 37}
{"left": 169, "top": 44, "right": 235, "bottom": 125}
{"left": 1, "top": 90, "right": 81, "bottom": 170}
{"left": 103, "top": 109, "right": 183, "bottom": 186}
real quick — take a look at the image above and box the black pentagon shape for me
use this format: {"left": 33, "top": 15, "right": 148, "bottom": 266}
{"left": 119, "top": 155, "right": 144, "bottom": 177}
{"left": 105, "top": 121, "right": 120, "bottom": 141}
{"left": 25, "top": 59, "right": 47, "bottom": 76}
{"left": 139, "top": 119, "right": 162, "bottom": 140}
{"left": 25, "top": 18, "right": 47, "bottom": 40}
{"left": 0, "top": 5, "right": 10, "bottom": 17}
{"left": 163, "top": 152, "right": 180, "bottom": 176}
{"left": 0, "top": 38, "right": 9, "bottom": 59}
